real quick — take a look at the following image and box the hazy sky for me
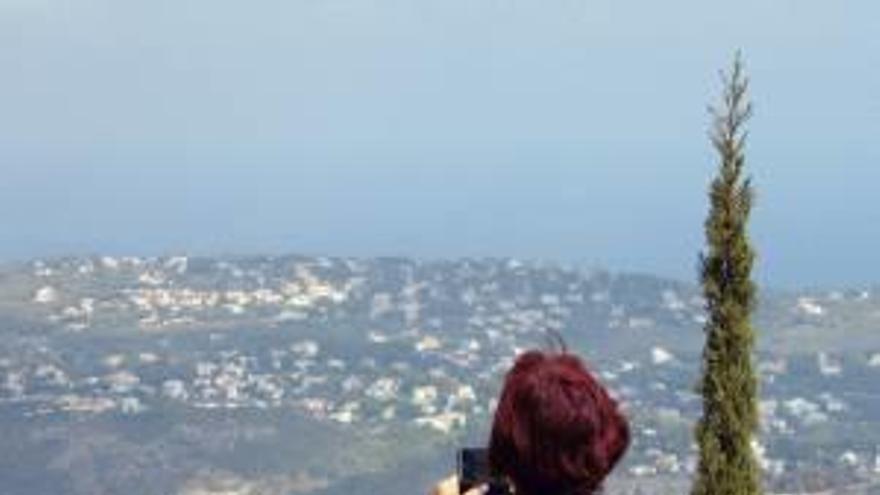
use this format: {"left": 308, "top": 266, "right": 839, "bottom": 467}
{"left": 1, "top": 1, "right": 878, "bottom": 288}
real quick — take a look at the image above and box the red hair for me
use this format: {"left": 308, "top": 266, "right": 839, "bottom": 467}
{"left": 489, "top": 350, "right": 629, "bottom": 495}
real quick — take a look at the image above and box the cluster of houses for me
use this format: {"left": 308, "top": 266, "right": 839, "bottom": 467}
{"left": 2, "top": 255, "right": 879, "bottom": 484}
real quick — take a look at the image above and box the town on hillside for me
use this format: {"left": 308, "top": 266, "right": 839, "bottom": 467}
{"left": 1, "top": 255, "right": 879, "bottom": 494}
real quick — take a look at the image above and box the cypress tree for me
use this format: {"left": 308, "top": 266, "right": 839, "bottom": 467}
{"left": 691, "top": 54, "right": 762, "bottom": 495}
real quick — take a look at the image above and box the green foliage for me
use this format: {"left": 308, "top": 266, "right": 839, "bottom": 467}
{"left": 692, "top": 54, "right": 763, "bottom": 495}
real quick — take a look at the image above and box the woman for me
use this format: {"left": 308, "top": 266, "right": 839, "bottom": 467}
{"left": 432, "top": 349, "right": 630, "bottom": 495}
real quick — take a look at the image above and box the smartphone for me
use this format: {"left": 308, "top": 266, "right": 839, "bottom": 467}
{"left": 457, "top": 448, "right": 510, "bottom": 495}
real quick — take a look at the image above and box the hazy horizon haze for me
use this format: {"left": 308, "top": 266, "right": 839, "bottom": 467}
{"left": 2, "top": 1, "right": 878, "bottom": 289}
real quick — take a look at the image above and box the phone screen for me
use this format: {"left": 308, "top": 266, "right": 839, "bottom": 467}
{"left": 457, "top": 448, "right": 490, "bottom": 493}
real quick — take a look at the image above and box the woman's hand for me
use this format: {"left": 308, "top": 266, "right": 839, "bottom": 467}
{"left": 430, "top": 475, "right": 486, "bottom": 495}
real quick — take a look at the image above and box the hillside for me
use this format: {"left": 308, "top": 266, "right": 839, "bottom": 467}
{"left": 1, "top": 255, "right": 879, "bottom": 494}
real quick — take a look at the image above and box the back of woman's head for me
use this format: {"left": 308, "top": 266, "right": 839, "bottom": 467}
{"left": 488, "top": 350, "right": 629, "bottom": 495}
